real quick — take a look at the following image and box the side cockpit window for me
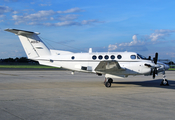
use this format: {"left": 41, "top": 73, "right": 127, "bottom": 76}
{"left": 137, "top": 53, "right": 146, "bottom": 60}
{"left": 137, "top": 55, "right": 140, "bottom": 59}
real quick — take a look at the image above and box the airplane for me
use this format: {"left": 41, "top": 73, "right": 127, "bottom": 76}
{"left": 5, "top": 28, "right": 170, "bottom": 88}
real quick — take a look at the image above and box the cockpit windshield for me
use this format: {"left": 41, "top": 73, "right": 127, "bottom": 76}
{"left": 137, "top": 53, "right": 147, "bottom": 60}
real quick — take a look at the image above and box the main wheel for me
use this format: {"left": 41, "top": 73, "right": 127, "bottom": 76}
{"left": 108, "top": 78, "right": 113, "bottom": 83}
{"left": 105, "top": 81, "right": 111, "bottom": 88}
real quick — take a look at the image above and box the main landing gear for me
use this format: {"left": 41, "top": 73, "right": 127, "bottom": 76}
{"left": 160, "top": 75, "right": 169, "bottom": 86}
{"left": 104, "top": 78, "right": 113, "bottom": 88}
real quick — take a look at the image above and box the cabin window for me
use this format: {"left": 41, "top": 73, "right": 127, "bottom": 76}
{"left": 110, "top": 55, "right": 115, "bottom": 59}
{"left": 98, "top": 55, "right": 103, "bottom": 60}
{"left": 71, "top": 56, "right": 75, "bottom": 60}
{"left": 104, "top": 55, "right": 109, "bottom": 60}
{"left": 130, "top": 55, "right": 136, "bottom": 59}
{"left": 92, "top": 55, "right": 97, "bottom": 60}
{"left": 117, "top": 55, "right": 122, "bottom": 59}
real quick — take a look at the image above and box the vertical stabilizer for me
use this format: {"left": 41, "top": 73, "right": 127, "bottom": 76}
{"left": 5, "top": 29, "right": 51, "bottom": 59}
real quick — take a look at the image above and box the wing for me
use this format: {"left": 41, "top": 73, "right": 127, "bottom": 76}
{"left": 95, "top": 61, "right": 125, "bottom": 75}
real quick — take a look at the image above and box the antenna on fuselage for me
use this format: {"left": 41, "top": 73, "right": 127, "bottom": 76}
{"left": 89, "top": 48, "right": 92, "bottom": 53}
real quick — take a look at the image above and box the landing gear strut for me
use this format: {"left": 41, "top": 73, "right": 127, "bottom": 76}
{"left": 104, "top": 78, "right": 113, "bottom": 88}
{"left": 160, "top": 75, "right": 169, "bottom": 86}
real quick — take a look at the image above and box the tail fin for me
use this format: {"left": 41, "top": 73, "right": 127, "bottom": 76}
{"left": 5, "top": 29, "right": 51, "bottom": 59}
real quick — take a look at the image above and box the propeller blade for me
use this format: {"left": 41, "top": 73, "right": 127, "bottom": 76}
{"left": 150, "top": 68, "right": 153, "bottom": 75}
{"left": 153, "top": 52, "right": 158, "bottom": 79}
{"left": 154, "top": 52, "right": 158, "bottom": 64}
{"left": 153, "top": 68, "right": 156, "bottom": 79}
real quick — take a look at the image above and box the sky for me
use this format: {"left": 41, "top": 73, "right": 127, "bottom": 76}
{"left": 0, "top": 0, "right": 175, "bottom": 61}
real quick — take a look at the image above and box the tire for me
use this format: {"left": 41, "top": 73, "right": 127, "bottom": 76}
{"left": 161, "top": 79, "right": 169, "bottom": 86}
{"left": 108, "top": 78, "right": 113, "bottom": 83}
{"left": 105, "top": 82, "right": 111, "bottom": 87}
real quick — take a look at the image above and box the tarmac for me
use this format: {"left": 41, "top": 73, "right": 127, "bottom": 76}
{"left": 0, "top": 70, "right": 175, "bottom": 120}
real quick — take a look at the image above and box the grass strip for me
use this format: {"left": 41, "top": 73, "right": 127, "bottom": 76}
{"left": 168, "top": 68, "right": 175, "bottom": 71}
{"left": 0, "top": 65, "right": 59, "bottom": 69}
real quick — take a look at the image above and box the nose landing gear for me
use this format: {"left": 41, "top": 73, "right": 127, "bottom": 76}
{"left": 160, "top": 75, "right": 169, "bottom": 86}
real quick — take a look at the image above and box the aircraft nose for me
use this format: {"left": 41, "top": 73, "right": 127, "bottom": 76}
{"left": 164, "top": 64, "right": 170, "bottom": 70}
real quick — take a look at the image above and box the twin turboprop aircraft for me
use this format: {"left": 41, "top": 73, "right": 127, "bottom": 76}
{"left": 5, "top": 29, "right": 170, "bottom": 87}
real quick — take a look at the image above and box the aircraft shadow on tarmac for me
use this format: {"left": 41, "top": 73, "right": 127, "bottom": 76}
{"left": 112, "top": 79, "right": 175, "bottom": 89}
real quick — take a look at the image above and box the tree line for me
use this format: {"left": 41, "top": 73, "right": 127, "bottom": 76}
{"left": 0, "top": 57, "right": 39, "bottom": 65}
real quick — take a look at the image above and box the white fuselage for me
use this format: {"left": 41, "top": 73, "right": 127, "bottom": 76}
{"left": 35, "top": 51, "right": 167, "bottom": 77}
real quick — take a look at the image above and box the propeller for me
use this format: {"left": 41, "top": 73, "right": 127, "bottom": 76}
{"left": 152, "top": 52, "right": 158, "bottom": 79}
{"left": 144, "top": 52, "right": 159, "bottom": 79}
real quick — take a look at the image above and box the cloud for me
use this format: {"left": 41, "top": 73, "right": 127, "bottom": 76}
{"left": 81, "top": 19, "right": 103, "bottom": 25}
{"left": 57, "top": 7, "right": 84, "bottom": 13}
{"left": 149, "top": 29, "right": 175, "bottom": 41}
{"left": 58, "top": 14, "right": 79, "bottom": 21}
{"left": 0, "top": 15, "right": 5, "bottom": 18}
{"left": 108, "top": 44, "right": 117, "bottom": 51}
{"left": 0, "top": 6, "right": 14, "bottom": 23}
{"left": 3, "top": 0, "right": 19, "bottom": 2}
{"left": 0, "top": 20, "right": 4, "bottom": 23}
{"left": 119, "top": 35, "right": 145, "bottom": 46}
{"left": 0, "top": 6, "right": 13, "bottom": 15}
{"left": 108, "top": 29, "right": 175, "bottom": 52}
{"left": 11, "top": 7, "right": 103, "bottom": 26}
{"left": 0, "top": 5, "right": 102, "bottom": 27}
{"left": 12, "top": 10, "right": 55, "bottom": 23}
{"left": 12, "top": 10, "right": 68, "bottom": 25}
{"left": 39, "top": 4, "right": 52, "bottom": 7}
{"left": 46, "top": 21, "right": 79, "bottom": 26}
{"left": 166, "top": 52, "right": 175, "bottom": 58}
{"left": 108, "top": 35, "right": 145, "bottom": 51}
{"left": 12, "top": 8, "right": 78, "bottom": 24}
{"left": 29, "top": 19, "right": 102, "bottom": 26}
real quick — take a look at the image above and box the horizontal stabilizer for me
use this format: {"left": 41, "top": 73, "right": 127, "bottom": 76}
{"left": 5, "top": 29, "right": 40, "bottom": 36}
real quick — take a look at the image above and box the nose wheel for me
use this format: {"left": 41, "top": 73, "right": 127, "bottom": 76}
{"left": 160, "top": 75, "right": 169, "bottom": 86}
{"left": 104, "top": 78, "right": 113, "bottom": 88}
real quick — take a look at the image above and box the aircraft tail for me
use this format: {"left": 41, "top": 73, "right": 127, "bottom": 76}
{"left": 5, "top": 29, "right": 51, "bottom": 59}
